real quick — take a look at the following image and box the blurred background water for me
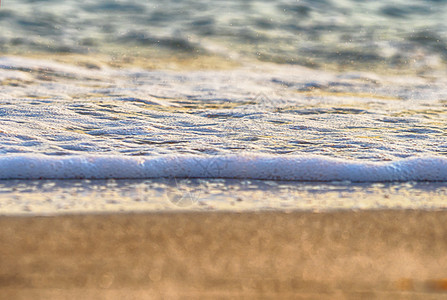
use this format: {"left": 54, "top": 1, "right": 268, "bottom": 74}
{"left": 1, "top": 0, "right": 447, "bottom": 72}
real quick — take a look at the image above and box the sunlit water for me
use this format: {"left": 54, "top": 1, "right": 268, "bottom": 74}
{"left": 1, "top": 0, "right": 447, "bottom": 214}
{"left": 1, "top": 56, "right": 446, "bottom": 160}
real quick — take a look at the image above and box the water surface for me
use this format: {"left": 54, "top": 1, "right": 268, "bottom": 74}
{"left": 1, "top": 0, "right": 447, "bottom": 213}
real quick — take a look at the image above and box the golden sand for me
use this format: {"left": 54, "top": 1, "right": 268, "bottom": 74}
{"left": 1, "top": 210, "right": 447, "bottom": 299}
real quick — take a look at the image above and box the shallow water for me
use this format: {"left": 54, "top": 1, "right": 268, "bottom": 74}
{"left": 1, "top": 1, "right": 447, "bottom": 213}
{"left": 1, "top": 179, "right": 447, "bottom": 215}
{"left": 1, "top": 56, "right": 446, "bottom": 161}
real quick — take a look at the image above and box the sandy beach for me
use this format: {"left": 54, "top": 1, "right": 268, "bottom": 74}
{"left": 1, "top": 210, "right": 447, "bottom": 299}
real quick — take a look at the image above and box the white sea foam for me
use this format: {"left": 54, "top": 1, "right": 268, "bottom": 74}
{"left": 1, "top": 56, "right": 447, "bottom": 161}
{"left": 1, "top": 154, "right": 446, "bottom": 182}
{"left": 1, "top": 56, "right": 447, "bottom": 183}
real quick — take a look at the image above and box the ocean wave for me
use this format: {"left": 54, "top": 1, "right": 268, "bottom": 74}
{"left": 1, "top": 154, "right": 446, "bottom": 182}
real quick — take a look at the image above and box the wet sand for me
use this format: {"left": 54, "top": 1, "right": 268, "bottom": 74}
{"left": 1, "top": 210, "right": 447, "bottom": 299}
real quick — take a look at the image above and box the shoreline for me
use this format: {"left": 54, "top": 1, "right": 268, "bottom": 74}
{"left": 2, "top": 179, "right": 447, "bottom": 215}
{"left": 2, "top": 209, "right": 447, "bottom": 298}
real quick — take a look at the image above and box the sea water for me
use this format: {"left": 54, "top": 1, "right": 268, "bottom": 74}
{"left": 1, "top": 0, "right": 447, "bottom": 214}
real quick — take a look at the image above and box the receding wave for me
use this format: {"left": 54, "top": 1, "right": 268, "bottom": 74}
{"left": 1, "top": 154, "right": 447, "bottom": 182}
